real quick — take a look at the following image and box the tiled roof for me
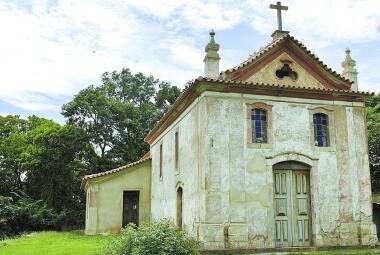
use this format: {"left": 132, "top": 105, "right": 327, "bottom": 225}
{"left": 224, "top": 33, "right": 353, "bottom": 85}
{"left": 192, "top": 77, "right": 373, "bottom": 95}
{"left": 81, "top": 156, "right": 151, "bottom": 189}
{"left": 140, "top": 151, "right": 151, "bottom": 160}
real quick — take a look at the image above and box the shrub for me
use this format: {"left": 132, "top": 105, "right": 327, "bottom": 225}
{"left": 97, "top": 219, "right": 199, "bottom": 255}
{"left": 0, "top": 193, "right": 65, "bottom": 239}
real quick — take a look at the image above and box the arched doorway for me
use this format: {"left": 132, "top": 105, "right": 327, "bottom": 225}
{"left": 273, "top": 161, "right": 311, "bottom": 247}
{"left": 176, "top": 187, "right": 183, "bottom": 230}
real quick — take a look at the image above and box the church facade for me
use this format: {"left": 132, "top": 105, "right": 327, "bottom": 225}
{"left": 82, "top": 19, "right": 378, "bottom": 250}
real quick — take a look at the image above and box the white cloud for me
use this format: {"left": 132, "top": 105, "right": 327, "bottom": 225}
{"left": 0, "top": 0, "right": 379, "bottom": 114}
{"left": 0, "top": 0, "right": 205, "bottom": 111}
{"left": 248, "top": 0, "right": 380, "bottom": 43}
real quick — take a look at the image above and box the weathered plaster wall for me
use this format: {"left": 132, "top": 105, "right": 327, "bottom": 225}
{"left": 149, "top": 89, "right": 377, "bottom": 249}
{"left": 84, "top": 161, "right": 151, "bottom": 235}
{"left": 196, "top": 91, "right": 377, "bottom": 249}
{"left": 246, "top": 52, "right": 326, "bottom": 89}
{"left": 150, "top": 97, "right": 208, "bottom": 238}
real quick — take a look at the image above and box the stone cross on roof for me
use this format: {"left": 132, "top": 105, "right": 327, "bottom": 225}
{"left": 270, "top": 1, "right": 288, "bottom": 31}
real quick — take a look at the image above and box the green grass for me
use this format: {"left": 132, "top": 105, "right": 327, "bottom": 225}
{"left": 0, "top": 231, "right": 112, "bottom": 255}
{"left": 1, "top": 232, "right": 379, "bottom": 255}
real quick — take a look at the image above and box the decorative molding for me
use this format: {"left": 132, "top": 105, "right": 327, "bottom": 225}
{"left": 265, "top": 151, "right": 318, "bottom": 162}
{"left": 309, "top": 106, "right": 336, "bottom": 150}
{"left": 144, "top": 78, "right": 372, "bottom": 145}
{"left": 175, "top": 181, "right": 184, "bottom": 190}
{"left": 246, "top": 102, "right": 273, "bottom": 147}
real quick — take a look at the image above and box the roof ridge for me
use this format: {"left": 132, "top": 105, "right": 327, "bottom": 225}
{"left": 224, "top": 33, "right": 289, "bottom": 73}
{"left": 223, "top": 33, "right": 352, "bottom": 86}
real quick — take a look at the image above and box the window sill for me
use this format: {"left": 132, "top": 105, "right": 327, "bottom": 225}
{"left": 247, "top": 143, "right": 272, "bottom": 149}
{"left": 312, "top": 146, "right": 335, "bottom": 152}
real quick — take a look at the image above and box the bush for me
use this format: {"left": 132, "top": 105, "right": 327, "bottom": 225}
{"left": 0, "top": 193, "right": 65, "bottom": 239}
{"left": 97, "top": 219, "right": 199, "bottom": 255}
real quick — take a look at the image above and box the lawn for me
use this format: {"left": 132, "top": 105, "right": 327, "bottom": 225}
{"left": 0, "top": 231, "right": 111, "bottom": 255}
{"left": 1, "top": 232, "right": 379, "bottom": 255}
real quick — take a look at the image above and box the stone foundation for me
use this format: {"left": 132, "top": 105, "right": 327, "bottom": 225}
{"left": 198, "top": 221, "right": 378, "bottom": 250}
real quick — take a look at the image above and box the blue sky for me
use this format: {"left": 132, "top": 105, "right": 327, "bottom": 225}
{"left": 0, "top": 0, "right": 379, "bottom": 123}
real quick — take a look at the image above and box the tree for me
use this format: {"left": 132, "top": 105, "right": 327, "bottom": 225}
{"left": 25, "top": 123, "right": 89, "bottom": 213}
{"left": 0, "top": 68, "right": 181, "bottom": 235}
{"left": 0, "top": 115, "right": 29, "bottom": 195}
{"left": 0, "top": 115, "right": 91, "bottom": 230}
{"left": 366, "top": 94, "right": 380, "bottom": 192}
{"left": 62, "top": 68, "right": 181, "bottom": 172}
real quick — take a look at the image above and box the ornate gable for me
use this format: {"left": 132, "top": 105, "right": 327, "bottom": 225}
{"left": 222, "top": 32, "right": 353, "bottom": 91}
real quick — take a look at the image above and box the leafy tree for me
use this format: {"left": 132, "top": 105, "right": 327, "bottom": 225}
{"left": 366, "top": 94, "right": 380, "bottom": 192}
{"left": 0, "top": 115, "right": 29, "bottom": 195}
{"left": 25, "top": 123, "right": 89, "bottom": 213}
{"left": 0, "top": 68, "right": 181, "bottom": 236}
{"left": 0, "top": 115, "right": 91, "bottom": 231}
{"left": 62, "top": 68, "right": 181, "bottom": 172}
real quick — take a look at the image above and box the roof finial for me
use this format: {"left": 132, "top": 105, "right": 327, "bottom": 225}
{"left": 204, "top": 29, "right": 220, "bottom": 79}
{"left": 342, "top": 48, "right": 358, "bottom": 91}
{"left": 206, "top": 29, "right": 218, "bottom": 51}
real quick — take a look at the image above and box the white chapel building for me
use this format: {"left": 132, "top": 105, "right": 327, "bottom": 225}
{"left": 82, "top": 3, "right": 378, "bottom": 250}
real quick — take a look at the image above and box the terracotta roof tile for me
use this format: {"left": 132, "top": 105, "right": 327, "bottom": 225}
{"left": 81, "top": 156, "right": 151, "bottom": 189}
{"left": 140, "top": 151, "right": 151, "bottom": 160}
{"left": 224, "top": 33, "right": 353, "bottom": 85}
{"left": 194, "top": 77, "right": 373, "bottom": 95}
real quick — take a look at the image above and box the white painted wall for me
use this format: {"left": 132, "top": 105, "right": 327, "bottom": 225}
{"left": 150, "top": 91, "right": 378, "bottom": 249}
{"left": 150, "top": 97, "right": 207, "bottom": 238}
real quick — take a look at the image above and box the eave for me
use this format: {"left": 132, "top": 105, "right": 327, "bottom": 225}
{"left": 81, "top": 157, "right": 151, "bottom": 190}
{"left": 144, "top": 77, "right": 373, "bottom": 145}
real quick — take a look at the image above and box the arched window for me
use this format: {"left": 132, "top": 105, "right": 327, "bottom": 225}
{"left": 313, "top": 113, "right": 329, "bottom": 147}
{"left": 176, "top": 187, "right": 183, "bottom": 229}
{"left": 251, "top": 109, "right": 267, "bottom": 143}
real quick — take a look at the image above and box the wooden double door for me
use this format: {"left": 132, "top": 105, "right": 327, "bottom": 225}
{"left": 273, "top": 170, "right": 311, "bottom": 247}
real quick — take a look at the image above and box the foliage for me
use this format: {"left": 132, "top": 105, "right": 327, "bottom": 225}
{"left": 0, "top": 115, "right": 28, "bottom": 196}
{"left": 25, "top": 122, "right": 90, "bottom": 219}
{"left": 97, "top": 220, "right": 199, "bottom": 255}
{"left": 0, "top": 115, "right": 91, "bottom": 235}
{"left": 0, "top": 194, "right": 64, "bottom": 239}
{"left": 0, "top": 68, "right": 180, "bottom": 237}
{"left": 367, "top": 94, "right": 380, "bottom": 192}
{"left": 0, "top": 231, "right": 111, "bottom": 255}
{"left": 62, "top": 68, "right": 181, "bottom": 172}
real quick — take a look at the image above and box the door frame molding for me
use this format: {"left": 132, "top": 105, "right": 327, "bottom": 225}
{"left": 122, "top": 190, "right": 141, "bottom": 227}
{"left": 266, "top": 152, "right": 318, "bottom": 247}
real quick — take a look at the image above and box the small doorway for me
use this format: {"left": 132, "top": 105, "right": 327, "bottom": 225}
{"left": 123, "top": 191, "right": 139, "bottom": 227}
{"left": 373, "top": 203, "right": 380, "bottom": 239}
{"left": 176, "top": 187, "right": 183, "bottom": 229}
{"left": 273, "top": 161, "right": 311, "bottom": 247}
